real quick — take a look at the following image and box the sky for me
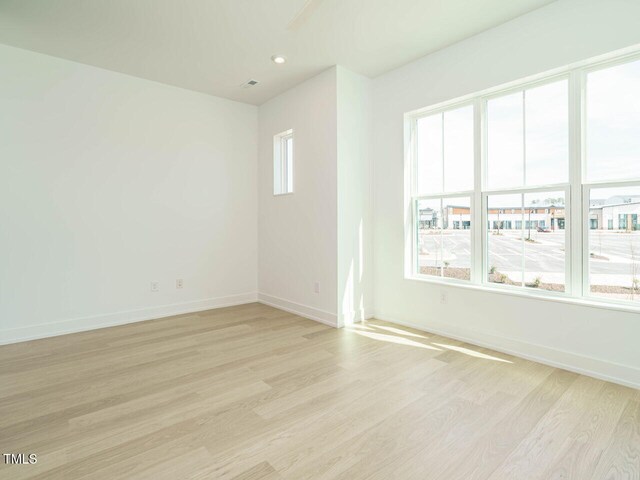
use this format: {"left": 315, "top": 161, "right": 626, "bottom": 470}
{"left": 487, "top": 80, "right": 568, "bottom": 189}
{"left": 587, "top": 59, "right": 640, "bottom": 182}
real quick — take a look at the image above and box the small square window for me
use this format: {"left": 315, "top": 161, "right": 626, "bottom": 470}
{"left": 274, "top": 129, "right": 293, "bottom": 195}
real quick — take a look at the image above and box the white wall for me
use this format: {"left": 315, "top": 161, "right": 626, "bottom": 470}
{"left": 0, "top": 45, "right": 258, "bottom": 343}
{"left": 257, "top": 68, "right": 338, "bottom": 325}
{"left": 372, "top": 0, "right": 640, "bottom": 387}
{"left": 337, "top": 67, "right": 373, "bottom": 326}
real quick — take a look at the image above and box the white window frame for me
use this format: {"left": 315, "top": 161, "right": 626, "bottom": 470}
{"left": 273, "top": 129, "right": 293, "bottom": 196}
{"left": 405, "top": 47, "right": 640, "bottom": 313}
{"left": 410, "top": 100, "right": 476, "bottom": 285}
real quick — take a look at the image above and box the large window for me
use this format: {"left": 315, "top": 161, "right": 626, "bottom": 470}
{"left": 407, "top": 52, "right": 640, "bottom": 308}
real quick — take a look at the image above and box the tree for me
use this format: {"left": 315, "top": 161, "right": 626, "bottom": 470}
{"left": 544, "top": 197, "right": 565, "bottom": 206}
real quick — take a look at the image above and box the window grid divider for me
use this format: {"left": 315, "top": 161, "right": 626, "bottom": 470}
{"left": 522, "top": 91, "right": 527, "bottom": 187}
{"left": 472, "top": 100, "right": 483, "bottom": 284}
{"left": 569, "top": 69, "right": 584, "bottom": 298}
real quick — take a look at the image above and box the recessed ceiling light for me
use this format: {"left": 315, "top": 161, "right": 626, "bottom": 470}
{"left": 271, "top": 55, "right": 287, "bottom": 65}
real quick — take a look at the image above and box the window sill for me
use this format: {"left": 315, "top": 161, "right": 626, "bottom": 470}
{"left": 405, "top": 274, "right": 640, "bottom": 315}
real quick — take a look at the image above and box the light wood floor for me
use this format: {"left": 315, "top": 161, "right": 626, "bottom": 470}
{"left": 1, "top": 303, "right": 638, "bottom": 480}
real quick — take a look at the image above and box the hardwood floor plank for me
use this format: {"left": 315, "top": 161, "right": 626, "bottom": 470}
{"left": 542, "top": 381, "right": 634, "bottom": 480}
{"left": 590, "top": 399, "right": 640, "bottom": 480}
{"left": 231, "top": 461, "right": 279, "bottom": 480}
{"left": 487, "top": 375, "right": 607, "bottom": 480}
{"left": 427, "top": 368, "right": 579, "bottom": 480}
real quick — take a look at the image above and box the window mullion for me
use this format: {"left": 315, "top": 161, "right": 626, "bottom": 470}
{"left": 473, "top": 99, "right": 484, "bottom": 284}
{"left": 522, "top": 91, "right": 527, "bottom": 187}
{"left": 441, "top": 112, "right": 445, "bottom": 193}
{"left": 521, "top": 194, "right": 525, "bottom": 287}
{"left": 413, "top": 198, "right": 419, "bottom": 276}
{"left": 411, "top": 118, "right": 418, "bottom": 197}
{"left": 439, "top": 198, "right": 444, "bottom": 277}
{"left": 569, "top": 70, "right": 584, "bottom": 298}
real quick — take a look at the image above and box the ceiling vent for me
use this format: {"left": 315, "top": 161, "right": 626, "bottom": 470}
{"left": 242, "top": 79, "right": 260, "bottom": 89}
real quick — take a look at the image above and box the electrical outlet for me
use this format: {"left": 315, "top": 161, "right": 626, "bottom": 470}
{"left": 314, "top": 282, "right": 320, "bottom": 294}
{"left": 440, "top": 291, "right": 448, "bottom": 304}
{"left": 151, "top": 281, "right": 159, "bottom": 292}
{"left": 176, "top": 279, "right": 183, "bottom": 289}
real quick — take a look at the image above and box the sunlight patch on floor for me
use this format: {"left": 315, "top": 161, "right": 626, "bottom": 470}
{"left": 432, "top": 343, "right": 513, "bottom": 363}
{"left": 371, "top": 324, "right": 428, "bottom": 339}
{"left": 349, "top": 330, "right": 442, "bottom": 351}
{"left": 346, "top": 322, "right": 512, "bottom": 363}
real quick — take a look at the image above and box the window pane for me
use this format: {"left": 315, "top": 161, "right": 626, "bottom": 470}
{"left": 487, "top": 194, "right": 523, "bottom": 286}
{"left": 487, "top": 92, "right": 524, "bottom": 189}
{"left": 488, "top": 82, "right": 569, "bottom": 189}
{"left": 525, "top": 81, "right": 569, "bottom": 186}
{"left": 487, "top": 191, "right": 566, "bottom": 291}
{"left": 417, "top": 114, "right": 443, "bottom": 194}
{"left": 417, "top": 198, "right": 443, "bottom": 276}
{"left": 417, "top": 197, "right": 472, "bottom": 281}
{"left": 589, "top": 186, "right": 640, "bottom": 303}
{"left": 444, "top": 106, "right": 474, "bottom": 192}
{"left": 587, "top": 59, "right": 640, "bottom": 182}
{"left": 441, "top": 197, "right": 472, "bottom": 280}
{"left": 523, "top": 191, "right": 566, "bottom": 292}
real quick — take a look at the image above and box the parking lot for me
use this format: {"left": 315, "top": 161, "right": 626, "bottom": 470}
{"left": 419, "top": 229, "right": 640, "bottom": 290}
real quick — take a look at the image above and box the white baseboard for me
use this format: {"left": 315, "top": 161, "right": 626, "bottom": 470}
{"left": 0, "top": 292, "right": 258, "bottom": 345}
{"left": 257, "top": 293, "right": 338, "bottom": 327}
{"left": 374, "top": 312, "right": 640, "bottom": 390}
{"left": 8, "top": 295, "right": 633, "bottom": 389}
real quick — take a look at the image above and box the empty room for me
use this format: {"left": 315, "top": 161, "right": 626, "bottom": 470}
{"left": 1, "top": 0, "right": 639, "bottom": 478}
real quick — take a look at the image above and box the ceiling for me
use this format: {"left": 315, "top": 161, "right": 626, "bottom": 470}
{"left": 0, "top": 0, "right": 556, "bottom": 105}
